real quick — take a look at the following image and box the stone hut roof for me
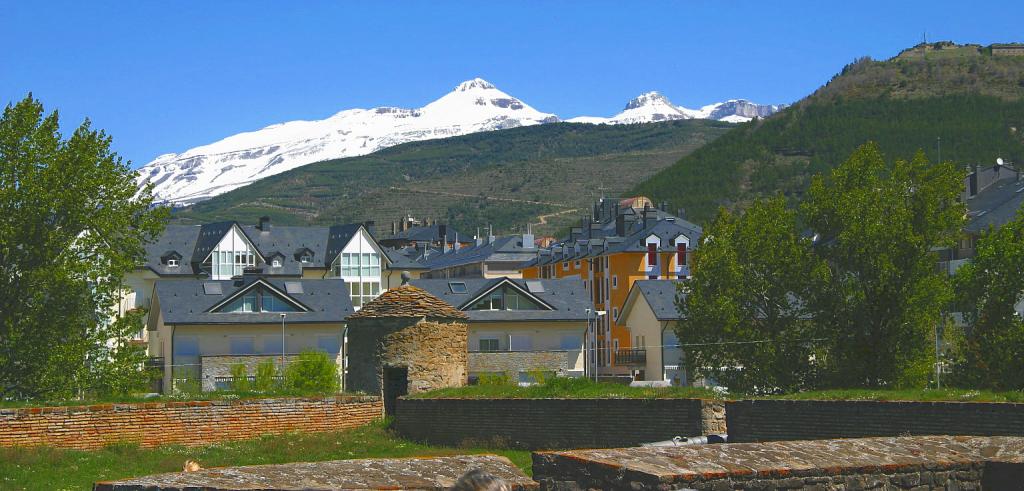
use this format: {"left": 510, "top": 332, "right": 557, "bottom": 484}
{"left": 347, "top": 284, "right": 469, "bottom": 320}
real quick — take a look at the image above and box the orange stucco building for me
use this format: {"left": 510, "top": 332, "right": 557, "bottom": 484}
{"left": 520, "top": 198, "right": 700, "bottom": 378}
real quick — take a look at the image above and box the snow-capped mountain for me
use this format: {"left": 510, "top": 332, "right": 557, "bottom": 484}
{"left": 137, "top": 78, "right": 558, "bottom": 205}
{"left": 567, "top": 91, "right": 786, "bottom": 125}
{"left": 137, "top": 79, "right": 784, "bottom": 206}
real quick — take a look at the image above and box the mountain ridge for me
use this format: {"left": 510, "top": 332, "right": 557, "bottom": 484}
{"left": 136, "top": 78, "right": 782, "bottom": 205}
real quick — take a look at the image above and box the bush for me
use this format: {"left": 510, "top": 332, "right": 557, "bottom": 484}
{"left": 253, "top": 360, "right": 278, "bottom": 392}
{"left": 230, "top": 364, "right": 250, "bottom": 392}
{"left": 477, "top": 372, "right": 516, "bottom": 386}
{"left": 282, "top": 351, "right": 339, "bottom": 394}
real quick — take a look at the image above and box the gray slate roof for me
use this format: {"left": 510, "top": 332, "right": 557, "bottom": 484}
{"left": 415, "top": 236, "right": 537, "bottom": 271}
{"left": 410, "top": 277, "right": 591, "bottom": 322}
{"left": 965, "top": 177, "right": 1024, "bottom": 234}
{"left": 386, "top": 224, "right": 465, "bottom": 243}
{"left": 526, "top": 214, "right": 701, "bottom": 268}
{"left": 142, "top": 221, "right": 376, "bottom": 277}
{"left": 632, "top": 280, "right": 686, "bottom": 321}
{"left": 153, "top": 276, "right": 354, "bottom": 325}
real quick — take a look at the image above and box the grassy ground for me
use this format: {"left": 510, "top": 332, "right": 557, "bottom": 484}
{"left": 411, "top": 378, "right": 1024, "bottom": 403}
{"left": 0, "top": 421, "right": 531, "bottom": 491}
{"left": 764, "top": 388, "right": 1024, "bottom": 403}
{"left": 410, "top": 377, "right": 722, "bottom": 399}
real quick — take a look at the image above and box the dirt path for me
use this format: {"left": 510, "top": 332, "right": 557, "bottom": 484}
{"left": 388, "top": 186, "right": 572, "bottom": 208}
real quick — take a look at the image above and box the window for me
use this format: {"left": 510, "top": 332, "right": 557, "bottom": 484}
{"left": 317, "top": 335, "right": 341, "bottom": 354}
{"left": 263, "top": 335, "right": 283, "bottom": 355}
{"left": 574, "top": 260, "right": 580, "bottom": 268}
{"left": 229, "top": 336, "right": 255, "bottom": 355}
{"left": 449, "top": 282, "right": 468, "bottom": 294}
{"left": 272, "top": 258, "right": 282, "bottom": 268}
{"left": 559, "top": 335, "right": 582, "bottom": 350}
{"left": 647, "top": 243, "right": 657, "bottom": 264}
{"left": 510, "top": 335, "right": 532, "bottom": 351}
{"left": 562, "top": 262, "right": 569, "bottom": 271}
{"left": 349, "top": 281, "right": 381, "bottom": 308}
{"left": 479, "top": 338, "right": 500, "bottom": 352}
{"left": 208, "top": 230, "right": 257, "bottom": 279}
{"left": 332, "top": 252, "right": 381, "bottom": 278}
{"left": 612, "top": 275, "right": 618, "bottom": 289}
{"left": 612, "top": 307, "right": 619, "bottom": 320}
{"left": 167, "top": 258, "right": 179, "bottom": 267}
{"left": 467, "top": 285, "right": 543, "bottom": 311}
{"left": 300, "top": 254, "right": 312, "bottom": 263}
{"left": 219, "top": 287, "right": 298, "bottom": 313}
{"left": 677, "top": 243, "right": 687, "bottom": 266}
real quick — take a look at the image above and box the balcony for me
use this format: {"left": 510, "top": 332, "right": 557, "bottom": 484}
{"left": 615, "top": 348, "right": 647, "bottom": 365}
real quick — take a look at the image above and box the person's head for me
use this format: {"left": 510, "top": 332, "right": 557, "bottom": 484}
{"left": 449, "top": 468, "right": 511, "bottom": 491}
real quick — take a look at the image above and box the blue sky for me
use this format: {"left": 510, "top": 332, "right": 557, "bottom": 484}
{"left": 2, "top": 1, "right": 1022, "bottom": 168}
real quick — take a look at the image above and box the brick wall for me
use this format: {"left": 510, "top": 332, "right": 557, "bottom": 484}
{"left": 0, "top": 396, "right": 382, "bottom": 450}
{"left": 395, "top": 398, "right": 722, "bottom": 449}
{"left": 727, "top": 399, "right": 1024, "bottom": 443}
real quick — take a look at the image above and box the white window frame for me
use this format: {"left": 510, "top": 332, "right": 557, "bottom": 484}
{"left": 271, "top": 258, "right": 282, "bottom": 268}
{"left": 167, "top": 258, "right": 179, "bottom": 268}
{"left": 300, "top": 254, "right": 312, "bottom": 263}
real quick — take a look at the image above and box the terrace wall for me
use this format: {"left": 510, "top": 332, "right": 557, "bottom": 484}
{"left": 395, "top": 397, "right": 724, "bottom": 449}
{"left": 726, "top": 399, "right": 1024, "bottom": 442}
{"left": 0, "top": 396, "right": 381, "bottom": 450}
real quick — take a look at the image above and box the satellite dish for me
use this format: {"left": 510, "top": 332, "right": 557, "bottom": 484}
{"left": 997, "top": 157, "right": 1005, "bottom": 166}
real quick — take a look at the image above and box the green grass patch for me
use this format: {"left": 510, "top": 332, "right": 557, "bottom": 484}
{"left": 762, "top": 388, "right": 1024, "bottom": 403}
{"left": 410, "top": 377, "right": 721, "bottom": 399}
{"left": 0, "top": 420, "right": 530, "bottom": 491}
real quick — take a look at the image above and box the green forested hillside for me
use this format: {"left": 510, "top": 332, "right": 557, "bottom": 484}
{"left": 634, "top": 43, "right": 1024, "bottom": 223}
{"left": 175, "top": 120, "right": 732, "bottom": 235}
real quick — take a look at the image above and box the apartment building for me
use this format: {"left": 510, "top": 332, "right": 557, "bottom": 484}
{"left": 520, "top": 197, "right": 701, "bottom": 378}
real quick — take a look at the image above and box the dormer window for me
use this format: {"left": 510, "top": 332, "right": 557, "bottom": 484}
{"left": 300, "top": 254, "right": 312, "bottom": 263}
{"left": 272, "top": 258, "right": 282, "bottom": 268}
{"left": 167, "top": 258, "right": 179, "bottom": 268}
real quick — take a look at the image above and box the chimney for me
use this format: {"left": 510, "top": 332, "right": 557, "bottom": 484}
{"left": 258, "top": 216, "right": 271, "bottom": 231}
{"left": 392, "top": 221, "right": 398, "bottom": 236}
{"left": 615, "top": 212, "right": 625, "bottom": 237}
{"left": 438, "top": 224, "right": 448, "bottom": 244}
{"left": 677, "top": 208, "right": 686, "bottom": 220}
{"left": 642, "top": 203, "right": 651, "bottom": 228}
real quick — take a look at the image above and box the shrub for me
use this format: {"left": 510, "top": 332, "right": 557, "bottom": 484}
{"left": 477, "top": 372, "right": 516, "bottom": 386}
{"left": 282, "top": 351, "right": 339, "bottom": 394}
{"left": 253, "top": 360, "right": 278, "bottom": 392}
{"left": 230, "top": 364, "right": 250, "bottom": 392}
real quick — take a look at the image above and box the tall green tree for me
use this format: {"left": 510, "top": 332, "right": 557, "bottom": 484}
{"left": 951, "top": 208, "right": 1024, "bottom": 390}
{"left": 677, "top": 197, "right": 824, "bottom": 393}
{"left": 0, "top": 94, "right": 167, "bottom": 400}
{"left": 802, "top": 142, "right": 964, "bottom": 387}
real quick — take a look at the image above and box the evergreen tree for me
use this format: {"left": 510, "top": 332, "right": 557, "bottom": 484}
{"left": 677, "top": 197, "right": 824, "bottom": 393}
{"left": 0, "top": 94, "right": 167, "bottom": 400}
{"left": 802, "top": 143, "right": 964, "bottom": 387}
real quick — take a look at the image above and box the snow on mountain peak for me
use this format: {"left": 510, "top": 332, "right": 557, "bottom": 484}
{"left": 137, "top": 79, "right": 558, "bottom": 206}
{"left": 137, "top": 80, "right": 785, "bottom": 206}
{"left": 455, "top": 78, "right": 497, "bottom": 91}
{"left": 623, "top": 91, "right": 673, "bottom": 110}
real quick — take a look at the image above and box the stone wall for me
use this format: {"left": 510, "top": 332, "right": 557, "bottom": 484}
{"left": 96, "top": 455, "right": 537, "bottom": 491}
{"left": 0, "top": 396, "right": 381, "bottom": 450}
{"left": 395, "top": 398, "right": 723, "bottom": 449}
{"left": 468, "top": 351, "right": 572, "bottom": 377}
{"left": 346, "top": 317, "right": 468, "bottom": 396}
{"left": 532, "top": 435, "right": 1024, "bottom": 490}
{"left": 726, "top": 399, "right": 1024, "bottom": 442}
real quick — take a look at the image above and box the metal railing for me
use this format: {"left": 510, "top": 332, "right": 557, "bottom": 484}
{"left": 614, "top": 348, "right": 647, "bottom": 365}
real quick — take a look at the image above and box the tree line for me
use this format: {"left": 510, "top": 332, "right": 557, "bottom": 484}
{"left": 677, "top": 142, "right": 1024, "bottom": 392}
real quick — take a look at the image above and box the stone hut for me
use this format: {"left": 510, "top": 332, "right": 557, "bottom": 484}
{"left": 345, "top": 284, "right": 469, "bottom": 414}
